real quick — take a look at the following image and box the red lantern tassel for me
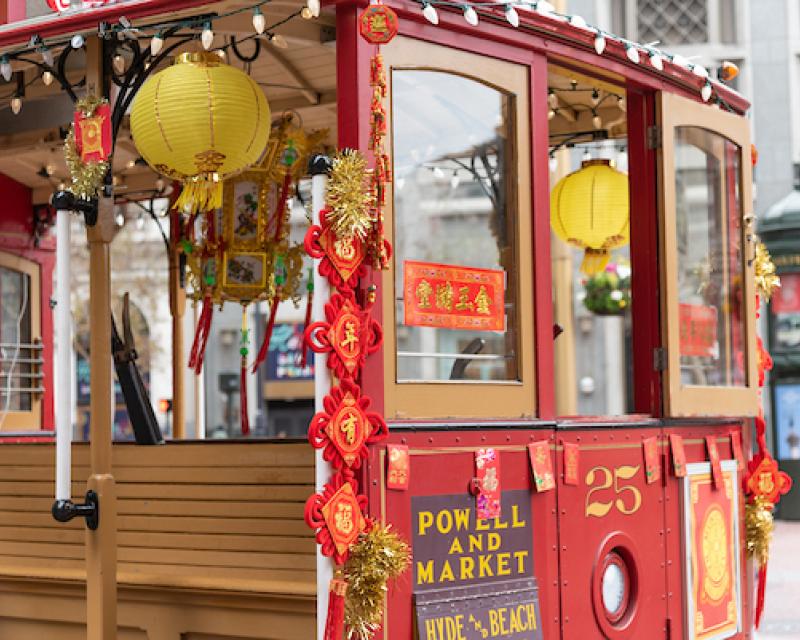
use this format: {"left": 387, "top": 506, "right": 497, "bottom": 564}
{"left": 188, "top": 294, "right": 213, "bottom": 374}
{"left": 324, "top": 570, "right": 347, "bottom": 640}
{"left": 300, "top": 270, "right": 314, "bottom": 368}
{"left": 251, "top": 295, "right": 280, "bottom": 373}
{"left": 240, "top": 309, "right": 250, "bottom": 436}
{"left": 756, "top": 563, "right": 768, "bottom": 628}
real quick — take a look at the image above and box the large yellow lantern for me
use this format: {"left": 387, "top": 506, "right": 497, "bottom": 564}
{"left": 550, "top": 159, "right": 629, "bottom": 275}
{"left": 130, "top": 52, "right": 271, "bottom": 213}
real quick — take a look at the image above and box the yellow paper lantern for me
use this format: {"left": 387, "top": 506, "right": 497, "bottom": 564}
{"left": 130, "top": 52, "right": 271, "bottom": 213}
{"left": 550, "top": 158, "right": 629, "bottom": 275}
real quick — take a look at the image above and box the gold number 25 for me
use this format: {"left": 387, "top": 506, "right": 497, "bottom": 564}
{"left": 584, "top": 465, "right": 643, "bottom": 518}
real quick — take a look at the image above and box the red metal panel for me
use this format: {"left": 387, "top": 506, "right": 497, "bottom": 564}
{"left": 662, "top": 422, "right": 750, "bottom": 640}
{"left": 366, "top": 426, "right": 560, "bottom": 640}
{"left": 627, "top": 90, "right": 663, "bottom": 416}
{"left": 557, "top": 427, "right": 668, "bottom": 639}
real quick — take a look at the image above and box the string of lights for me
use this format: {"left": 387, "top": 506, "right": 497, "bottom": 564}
{"left": 412, "top": 0, "right": 737, "bottom": 109}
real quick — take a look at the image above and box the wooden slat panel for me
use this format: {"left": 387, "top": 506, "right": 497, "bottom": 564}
{"left": 0, "top": 442, "right": 316, "bottom": 595}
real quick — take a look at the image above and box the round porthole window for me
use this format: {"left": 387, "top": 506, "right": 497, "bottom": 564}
{"left": 600, "top": 551, "right": 630, "bottom": 625}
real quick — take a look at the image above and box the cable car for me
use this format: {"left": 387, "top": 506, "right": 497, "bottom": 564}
{"left": 0, "top": 1, "right": 784, "bottom": 639}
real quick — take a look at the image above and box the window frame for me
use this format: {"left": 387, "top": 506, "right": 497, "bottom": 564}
{"left": 0, "top": 251, "right": 42, "bottom": 432}
{"left": 657, "top": 90, "right": 758, "bottom": 417}
{"left": 381, "top": 36, "right": 536, "bottom": 420}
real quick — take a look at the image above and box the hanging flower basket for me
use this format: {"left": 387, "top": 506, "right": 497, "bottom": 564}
{"left": 582, "top": 262, "right": 631, "bottom": 316}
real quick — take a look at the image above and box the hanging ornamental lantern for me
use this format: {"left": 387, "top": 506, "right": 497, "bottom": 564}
{"left": 130, "top": 52, "right": 271, "bottom": 214}
{"left": 550, "top": 159, "right": 629, "bottom": 275}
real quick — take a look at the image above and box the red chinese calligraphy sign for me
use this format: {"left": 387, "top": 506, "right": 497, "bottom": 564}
{"left": 403, "top": 260, "right": 505, "bottom": 332}
{"left": 563, "top": 442, "right": 580, "bottom": 486}
{"left": 679, "top": 303, "right": 719, "bottom": 358}
{"left": 308, "top": 378, "right": 388, "bottom": 470}
{"left": 305, "top": 472, "right": 367, "bottom": 564}
{"left": 528, "top": 441, "right": 555, "bottom": 492}
{"left": 305, "top": 292, "right": 382, "bottom": 380}
{"left": 683, "top": 465, "right": 740, "bottom": 640}
{"left": 475, "top": 448, "right": 501, "bottom": 520}
{"left": 745, "top": 455, "right": 792, "bottom": 504}
{"left": 387, "top": 444, "right": 410, "bottom": 491}
{"left": 75, "top": 103, "right": 112, "bottom": 163}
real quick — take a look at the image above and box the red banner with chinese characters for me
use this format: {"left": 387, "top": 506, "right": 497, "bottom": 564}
{"left": 679, "top": 303, "right": 718, "bottom": 358}
{"left": 403, "top": 261, "right": 505, "bottom": 332}
{"left": 75, "top": 103, "right": 112, "bottom": 163}
{"left": 687, "top": 468, "right": 739, "bottom": 640}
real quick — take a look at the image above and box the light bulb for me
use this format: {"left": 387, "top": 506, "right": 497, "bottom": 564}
{"left": 547, "top": 109, "right": 556, "bottom": 120}
{"left": 591, "top": 88, "right": 600, "bottom": 106}
{"left": 252, "top": 7, "right": 266, "bottom": 34}
{"left": 648, "top": 50, "right": 663, "bottom": 71}
{"left": 113, "top": 54, "right": 125, "bottom": 74}
{"left": 10, "top": 96, "right": 22, "bottom": 115}
{"left": 307, "top": 0, "right": 321, "bottom": 18}
{"left": 592, "top": 113, "right": 602, "bottom": 129}
{"left": 216, "top": 49, "right": 226, "bottom": 59}
{"left": 136, "top": 215, "right": 145, "bottom": 230}
{"left": 42, "top": 70, "right": 53, "bottom": 86}
{"left": 625, "top": 45, "right": 640, "bottom": 63}
{"left": 548, "top": 155, "right": 558, "bottom": 173}
{"left": 423, "top": 3, "right": 439, "bottom": 24}
{"left": 671, "top": 54, "right": 689, "bottom": 68}
{"left": 463, "top": 5, "right": 479, "bottom": 26}
{"left": 201, "top": 23, "right": 214, "bottom": 50}
{"left": 548, "top": 90, "right": 558, "bottom": 109}
{"left": 126, "top": 158, "right": 136, "bottom": 169}
{"left": 594, "top": 33, "right": 606, "bottom": 55}
{"left": 269, "top": 34, "right": 288, "bottom": 49}
{"left": 582, "top": 150, "right": 592, "bottom": 161}
{"left": 692, "top": 64, "right": 708, "bottom": 78}
{"left": 433, "top": 166, "right": 445, "bottom": 179}
{"left": 58, "top": 182, "right": 66, "bottom": 191}
{"left": 41, "top": 47, "right": 53, "bottom": 67}
{"left": 71, "top": 34, "right": 85, "bottom": 49}
{"left": 450, "top": 172, "right": 460, "bottom": 189}
{"left": 301, "top": 7, "right": 313, "bottom": 19}
{"left": 0, "top": 57, "right": 11, "bottom": 83}
{"left": 150, "top": 33, "right": 164, "bottom": 56}
{"left": 46, "top": 163, "right": 56, "bottom": 176}
{"left": 505, "top": 4, "right": 519, "bottom": 27}
{"left": 115, "top": 213, "right": 125, "bottom": 227}
{"left": 617, "top": 96, "right": 626, "bottom": 112}
{"left": 536, "top": 1, "right": 555, "bottom": 14}
{"left": 701, "top": 81, "right": 712, "bottom": 102}
{"left": 569, "top": 14, "right": 587, "bottom": 29}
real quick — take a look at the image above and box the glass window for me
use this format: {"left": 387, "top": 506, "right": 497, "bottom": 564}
{"left": 674, "top": 126, "right": 745, "bottom": 387}
{"left": 391, "top": 70, "right": 517, "bottom": 383}
{"left": 0, "top": 266, "right": 33, "bottom": 411}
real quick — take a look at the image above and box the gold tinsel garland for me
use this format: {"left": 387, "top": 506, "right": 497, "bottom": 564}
{"left": 325, "top": 150, "right": 374, "bottom": 241}
{"left": 745, "top": 496, "right": 774, "bottom": 567}
{"left": 755, "top": 241, "right": 781, "bottom": 301}
{"left": 64, "top": 95, "right": 111, "bottom": 200}
{"left": 343, "top": 523, "right": 411, "bottom": 640}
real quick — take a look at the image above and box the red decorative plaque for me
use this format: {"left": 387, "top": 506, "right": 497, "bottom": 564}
{"left": 359, "top": 4, "right": 399, "bottom": 44}
{"left": 403, "top": 260, "right": 505, "bottom": 332}
{"left": 386, "top": 444, "right": 409, "bottom": 491}
{"left": 563, "top": 442, "right": 580, "bottom": 486}
{"left": 304, "top": 209, "right": 367, "bottom": 291}
{"left": 642, "top": 436, "right": 661, "bottom": 485}
{"left": 670, "top": 433, "right": 687, "bottom": 478}
{"left": 75, "top": 103, "right": 112, "bottom": 163}
{"left": 475, "top": 448, "right": 501, "bottom": 520}
{"left": 528, "top": 441, "right": 555, "bottom": 493}
{"left": 305, "top": 472, "right": 367, "bottom": 564}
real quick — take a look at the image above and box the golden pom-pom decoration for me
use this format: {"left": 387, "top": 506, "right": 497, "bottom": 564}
{"left": 754, "top": 242, "right": 781, "bottom": 301}
{"left": 343, "top": 522, "right": 411, "bottom": 640}
{"left": 745, "top": 496, "right": 774, "bottom": 567}
{"left": 64, "top": 95, "right": 111, "bottom": 200}
{"left": 326, "top": 149, "right": 375, "bottom": 241}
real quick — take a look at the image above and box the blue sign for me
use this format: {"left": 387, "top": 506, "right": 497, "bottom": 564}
{"left": 774, "top": 383, "right": 800, "bottom": 460}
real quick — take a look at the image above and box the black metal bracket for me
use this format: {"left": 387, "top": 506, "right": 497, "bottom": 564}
{"left": 51, "top": 190, "right": 99, "bottom": 227}
{"left": 52, "top": 490, "right": 99, "bottom": 530}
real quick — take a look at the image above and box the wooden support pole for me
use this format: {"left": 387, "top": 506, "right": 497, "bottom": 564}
{"left": 84, "top": 35, "right": 118, "bottom": 640}
{"left": 169, "top": 213, "right": 186, "bottom": 439}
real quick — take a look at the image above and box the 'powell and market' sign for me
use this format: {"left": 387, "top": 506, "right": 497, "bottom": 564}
{"left": 412, "top": 490, "right": 533, "bottom": 591}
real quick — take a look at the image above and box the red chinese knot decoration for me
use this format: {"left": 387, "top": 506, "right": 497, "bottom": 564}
{"left": 305, "top": 208, "right": 368, "bottom": 290}
{"left": 305, "top": 472, "right": 367, "bottom": 564}
{"left": 359, "top": 4, "right": 399, "bottom": 44}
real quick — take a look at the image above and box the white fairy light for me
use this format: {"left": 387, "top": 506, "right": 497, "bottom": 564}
{"left": 671, "top": 54, "right": 689, "bottom": 68}
{"left": 252, "top": 6, "right": 267, "bottom": 34}
{"left": 569, "top": 14, "right": 587, "bottom": 29}
{"left": 548, "top": 90, "right": 558, "bottom": 109}
{"left": 10, "top": 96, "right": 22, "bottom": 115}
{"left": 592, "top": 112, "right": 602, "bottom": 129}
{"left": 150, "top": 33, "right": 164, "bottom": 56}
{"left": 40, "top": 46, "right": 54, "bottom": 68}
{"left": 505, "top": 4, "right": 519, "bottom": 27}
{"left": 625, "top": 44, "right": 640, "bottom": 64}
{"left": 617, "top": 96, "right": 626, "bottom": 112}
{"left": 591, "top": 88, "right": 600, "bottom": 106}
{"left": 648, "top": 49, "right": 663, "bottom": 71}
{"left": 701, "top": 81, "right": 712, "bottom": 102}
{"left": 536, "top": 1, "right": 555, "bottom": 15}
{"left": 269, "top": 34, "right": 289, "bottom": 49}
{"left": 594, "top": 32, "right": 606, "bottom": 55}
{"left": 42, "top": 70, "right": 54, "bottom": 86}
{"left": 0, "top": 56, "right": 11, "bottom": 83}
{"left": 463, "top": 5, "right": 479, "bottom": 26}
{"left": 113, "top": 54, "right": 125, "bottom": 74}
{"left": 582, "top": 149, "right": 592, "bottom": 162}
{"left": 422, "top": 3, "right": 439, "bottom": 24}
{"left": 547, "top": 108, "right": 556, "bottom": 120}
{"left": 692, "top": 64, "right": 708, "bottom": 78}
{"left": 307, "top": 0, "right": 321, "bottom": 18}
{"left": 450, "top": 172, "right": 460, "bottom": 189}
{"left": 71, "top": 34, "right": 85, "bottom": 49}
{"left": 548, "top": 155, "right": 558, "bottom": 173}
{"left": 433, "top": 166, "right": 445, "bottom": 179}
{"left": 201, "top": 22, "right": 214, "bottom": 50}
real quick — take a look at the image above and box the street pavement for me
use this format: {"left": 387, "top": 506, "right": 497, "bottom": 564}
{"left": 755, "top": 521, "right": 800, "bottom": 639}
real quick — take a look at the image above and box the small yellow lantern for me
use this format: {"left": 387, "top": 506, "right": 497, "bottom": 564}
{"left": 130, "top": 52, "right": 271, "bottom": 213}
{"left": 550, "top": 159, "right": 629, "bottom": 275}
